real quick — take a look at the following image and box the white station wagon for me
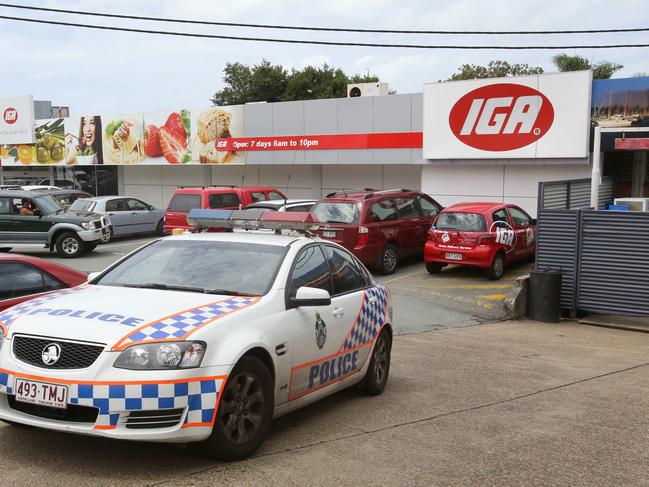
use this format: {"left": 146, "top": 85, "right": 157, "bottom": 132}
{"left": 0, "top": 210, "right": 393, "bottom": 459}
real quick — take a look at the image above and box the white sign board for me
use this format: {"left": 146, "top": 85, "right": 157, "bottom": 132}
{"left": 0, "top": 95, "right": 35, "bottom": 145}
{"left": 423, "top": 71, "right": 592, "bottom": 159}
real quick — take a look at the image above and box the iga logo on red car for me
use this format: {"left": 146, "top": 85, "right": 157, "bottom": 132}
{"left": 449, "top": 83, "right": 554, "bottom": 151}
{"left": 3, "top": 107, "right": 18, "bottom": 125}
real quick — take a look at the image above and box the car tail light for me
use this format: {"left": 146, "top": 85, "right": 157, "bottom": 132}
{"left": 356, "top": 226, "right": 369, "bottom": 247}
{"left": 426, "top": 228, "right": 435, "bottom": 241}
{"left": 477, "top": 234, "right": 495, "bottom": 245}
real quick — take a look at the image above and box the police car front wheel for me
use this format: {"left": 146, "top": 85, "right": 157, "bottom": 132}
{"left": 199, "top": 356, "right": 273, "bottom": 460}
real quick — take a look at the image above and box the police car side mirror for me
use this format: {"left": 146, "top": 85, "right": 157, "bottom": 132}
{"left": 290, "top": 287, "right": 331, "bottom": 308}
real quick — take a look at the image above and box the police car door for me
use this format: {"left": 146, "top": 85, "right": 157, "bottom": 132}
{"left": 286, "top": 244, "right": 360, "bottom": 401}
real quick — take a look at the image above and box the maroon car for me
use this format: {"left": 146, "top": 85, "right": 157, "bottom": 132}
{"left": 0, "top": 254, "right": 88, "bottom": 311}
{"left": 311, "top": 189, "right": 442, "bottom": 274}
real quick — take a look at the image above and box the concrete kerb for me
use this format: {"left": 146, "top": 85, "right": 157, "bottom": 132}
{"left": 504, "top": 274, "right": 530, "bottom": 319}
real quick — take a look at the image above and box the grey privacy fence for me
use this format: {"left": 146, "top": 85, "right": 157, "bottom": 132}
{"left": 535, "top": 209, "right": 649, "bottom": 317}
{"left": 538, "top": 176, "right": 614, "bottom": 212}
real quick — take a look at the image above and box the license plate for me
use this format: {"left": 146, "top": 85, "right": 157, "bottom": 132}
{"left": 445, "top": 252, "right": 462, "bottom": 261}
{"left": 322, "top": 231, "right": 336, "bottom": 238}
{"left": 15, "top": 379, "right": 68, "bottom": 409}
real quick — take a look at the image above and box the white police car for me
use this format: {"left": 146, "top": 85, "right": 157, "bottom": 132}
{"left": 0, "top": 209, "right": 393, "bottom": 459}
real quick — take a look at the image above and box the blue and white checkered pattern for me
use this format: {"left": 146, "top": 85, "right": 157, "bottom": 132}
{"left": 0, "top": 371, "right": 223, "bottom": 429}
{"left": 0, "top": 286, "right": 88, "bottom": 332}
{"left": 340, "top": 285, "right": 388, "bottom": 351}
{"left": 115, "top": 297, "right": 259, "bottom": 349}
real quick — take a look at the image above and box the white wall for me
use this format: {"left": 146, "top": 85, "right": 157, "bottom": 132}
{"left": 122, "top": 164, "right": 423, "bottom": 207}
{"left": 421, "top": 161, "right": 593, "bottom": 216}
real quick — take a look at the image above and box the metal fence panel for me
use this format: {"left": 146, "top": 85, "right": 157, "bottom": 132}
{"left": 577, "top": 211, "right": 649, "bottom": 316}
{"left": 535, "top": 210, "right": 579, "bottom": 310}
{"left": 538, "top": 177, "right": 614, "bottom": 211}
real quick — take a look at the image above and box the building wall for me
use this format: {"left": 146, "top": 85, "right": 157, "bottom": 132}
{"left": 421, "top": 161, "right": 592, "bottom": 217}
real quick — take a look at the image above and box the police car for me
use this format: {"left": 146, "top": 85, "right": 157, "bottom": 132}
{"left": 0, "top": 209, "right": 392, "bottom": 460}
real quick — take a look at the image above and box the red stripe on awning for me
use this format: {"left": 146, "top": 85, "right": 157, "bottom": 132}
{"left": 615, "top": 138, "right": 649, "bottom": 150}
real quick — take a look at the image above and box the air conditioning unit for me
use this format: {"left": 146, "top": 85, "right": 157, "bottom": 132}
{"left": 347, "top": 82, "right": 389, "bottom": 98}
{"left": 614, "top": 197, "right": 649, "bottom": 211}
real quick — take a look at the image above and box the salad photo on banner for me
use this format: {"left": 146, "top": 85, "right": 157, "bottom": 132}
{"left": 1, "top": 118, "right": 66, "bottom": 166}
{"left": 142, "top": 110, "right": 191, "bottom": 164}
{"left": 65, "top": 115, "right": 103, "bottom": 165}
{"left": 192, "top": 105, "right": 244, "bottom": 164}
{"left": 102, "top": 114, "right": 145, "bottom": 164}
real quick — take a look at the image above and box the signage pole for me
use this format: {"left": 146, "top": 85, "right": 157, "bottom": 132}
{"left": 590, "top": 126, "right": 602, "bottom": 208}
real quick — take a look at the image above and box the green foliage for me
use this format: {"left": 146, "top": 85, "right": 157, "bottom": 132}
{"left": 211, "top": 59, "right": 380, "bottom": 105}
{"left": 552, "top": 54, "right": 623, "bottom": 80}
{"left": 447, "top": 60, "right": 544, "bottom": 81}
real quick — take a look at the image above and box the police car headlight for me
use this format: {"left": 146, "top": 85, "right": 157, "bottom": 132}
{"left": 114, "top": 341, "right": 206, "bottom": 370}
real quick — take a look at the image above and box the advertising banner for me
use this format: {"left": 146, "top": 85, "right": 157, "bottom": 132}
{"left": 592, "top": 76, "right": 649, "bottom": 128}
{"left": 0, "top": 95, "right": 34, "bottom": 145}
{"left": 423, "top": 71, "right": 592, "bottom": 159}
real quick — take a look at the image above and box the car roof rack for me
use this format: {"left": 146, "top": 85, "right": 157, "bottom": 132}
{"left": 325, "top": 187, "right": 378, "bottom": 198}
{"left": 178, "top": 185, "right": 238, "bottom": 189}
{"left": 362, "top": 188, "right": 412, "bottom": 199}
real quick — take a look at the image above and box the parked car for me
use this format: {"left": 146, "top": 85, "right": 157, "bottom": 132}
{"left": 0, "top": 190, "right": 110, "bottom": 258}
{"left": 37, "top": 178, "right": 82, "bottom": 190}
{"left": 246, "top": 198, "right": 317, "bottom": 213}
{"left": 21, "top": 185, "right": 60, "bottom": 192}
{"left": 42, "top": 189, "right": 94, "bottom": 208}
{"left": 0, "top": 254, "right": 88, "bottom": 311}
{"left": 424, "top": 202, "right": 537, "bottom": 280}
{"left": 69, "top": 196, "right": 165, "bottom": 239}
{"left": 311, "top": 189, "right": 442, "bottom": 274}
{"left": 164, "top": 186, "right": 287, "bottom": 232}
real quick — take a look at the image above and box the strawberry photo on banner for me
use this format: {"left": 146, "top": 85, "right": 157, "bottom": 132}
{"left": 142, "top": 109, "right": 191, "bottom": 164}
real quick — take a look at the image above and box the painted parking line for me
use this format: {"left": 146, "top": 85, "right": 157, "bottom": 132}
{"left": 426, "top": 290, "right": 498, "bottom": 310}
{"left": 478, "top": 293, "right": 508, "bottom": 301}
{"left": 399, "top": 283, "right": 513, "bottom": 290}
{"left": 381, "top": 270, "right": 428, "bottom": 284}
{"left": 98, "top": 239, "right": 154, "bottom": 250}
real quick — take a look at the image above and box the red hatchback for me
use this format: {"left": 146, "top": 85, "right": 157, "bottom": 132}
{"left": 0, "top": 254, "right": 88, "bottom": 311}
{"left": 424, "top": 202, "right": 537, "bottom": 280}
{"left": 164, "top": 186, "right": 287, "bottom": 232}
{"left": 311, "top": 189, "right": 442, "bottom": 274}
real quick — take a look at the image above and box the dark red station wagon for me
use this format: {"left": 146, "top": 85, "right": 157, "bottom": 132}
{"left": 424, "top": 202, "right": 537, "bottom": 280}
{"left": 311, "top": 189, "right": 442, "bottom": 274}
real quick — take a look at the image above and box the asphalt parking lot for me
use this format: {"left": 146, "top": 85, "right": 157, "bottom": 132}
{"left": 0, "top": 320, "right": 648, "bottom": 486}
{"left": 8, "top": 236, "right": 532, "bottom": 334}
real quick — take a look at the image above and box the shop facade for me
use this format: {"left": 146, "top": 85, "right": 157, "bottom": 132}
{"left": 1, "top": 71, "right": 647, "bottom": 216}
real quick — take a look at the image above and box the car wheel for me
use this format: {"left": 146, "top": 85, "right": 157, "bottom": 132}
{"left": 486, "top": 252, "right": 505, "bottom": 280}
{"left": 55, "top": 232, "right": 85, "bottom": 258}
{"left": 359, "top": 328, "right": 392, "bottom": 396}
{"left": 378, "top": 244, "right": 399, "bottom": 275}
{"left": 199, "top": 356, "right": 273, "bottom": 460}
{"left": 426, "top": 262, "right": 443, "bottom": 274}
{"left": 155, "top": 219, "right": 165, "bottom": 236}
{"left": 106, "top": 226, "right": 114, "bottom": 242}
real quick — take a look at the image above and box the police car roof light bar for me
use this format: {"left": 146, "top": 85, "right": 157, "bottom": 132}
{"left": 187, "top": 209, "right": 320, "bottom": 232}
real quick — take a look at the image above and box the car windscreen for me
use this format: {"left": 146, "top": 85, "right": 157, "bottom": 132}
{"left": 435, "top": 212, "right": 487, "bottom": 232}
{"left": 69, "top": 199, "right": 95, "bottom": 212}
{"left": 95, "top": 239, "right": 287, "bottom": 296}
{"left": 168, "top": 194, "right": 201, "bottom": 212}
{"left": 34, "top": 195, "right": 64, "bottom": 215}
{"left": 311, "top": 202, "right": 359, "bottom": 224}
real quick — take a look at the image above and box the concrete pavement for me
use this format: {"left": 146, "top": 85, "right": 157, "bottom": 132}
{"left": 1, "top": 320, "right": 649, "bottom": 486}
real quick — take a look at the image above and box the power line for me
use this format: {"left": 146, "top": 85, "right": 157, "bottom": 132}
{"left": 0, "top": 2, "right": 647, "bottom": 35}
{"left": 1, "top": 14, "right": 649, "bottom": 49}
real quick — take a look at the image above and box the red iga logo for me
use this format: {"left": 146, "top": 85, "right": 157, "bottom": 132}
{"left": 3, "top": 107, "right": 18, "bottom": 125}
{"left": 449, "top": 83, "right": 554, "bottom": 151}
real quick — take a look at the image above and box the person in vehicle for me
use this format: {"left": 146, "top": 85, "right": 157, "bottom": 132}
{"left": 19, "top": 199, "right": 34, "bottom": 216}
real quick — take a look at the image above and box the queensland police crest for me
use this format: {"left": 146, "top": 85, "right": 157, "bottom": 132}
{"left": 315, "top": 312, "right": 327, "bottom": 349}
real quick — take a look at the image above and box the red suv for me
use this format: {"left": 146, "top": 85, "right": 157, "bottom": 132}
{"left": 164, "top": 186, "right": 287, "bottom": 232}
{"left": 311, "top": 189, "right": 442, "bottom": 274}
{"left": 424, "top": 202, "right": 537, "bottom": 280}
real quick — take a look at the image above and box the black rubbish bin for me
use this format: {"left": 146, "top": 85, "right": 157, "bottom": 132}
{"left": 527, "top": 269, "right": 562, "bottom": 323}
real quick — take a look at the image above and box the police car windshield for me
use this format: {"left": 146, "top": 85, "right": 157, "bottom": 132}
{"left": 95, "top": 239, "right": 287, "bottom": 296}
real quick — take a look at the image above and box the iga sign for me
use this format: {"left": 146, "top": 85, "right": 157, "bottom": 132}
{"left": 423, "top": 71, "right": 592, "bottom": 159}
{"left": 0, "top": 95, "right": 34, "bottom": 145}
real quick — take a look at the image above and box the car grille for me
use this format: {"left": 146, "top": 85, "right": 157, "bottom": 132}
{"left": 92, "top": 217, "right": 107, "bottom": 229}
{"left": 13, "top": 335, "right": 105, "bottom": 369}
{"left": 8, "top": 395, "right": 98, "bottom": 423}
{"left": 124, "top": 408, "right": 185, "bottom": 429}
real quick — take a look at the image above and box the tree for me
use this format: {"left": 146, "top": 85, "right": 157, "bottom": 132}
{"left": 552, "top": 54, "right": 623, "bottom": 80}
{"left": 447, "top": 60, "right": 544, "bottom": 81}
{"left": 211, "top": 60, "right": 379, "bottom": 105}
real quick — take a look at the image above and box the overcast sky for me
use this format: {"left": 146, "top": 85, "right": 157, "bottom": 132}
{"left": 1, "top": 0, "right": 648, "bottom": 115}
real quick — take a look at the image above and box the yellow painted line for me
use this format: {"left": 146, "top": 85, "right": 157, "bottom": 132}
{"left": 382, "top": 270, "right": 428, "bottom": 284}
{"left": 400, "top": 283, "right": 513, "bottom": 290}
{"left": 478, "top": 293, "right": 508, "bottom": 301}
{"left": 427, "top": 290, "right": 496, "bottom": 310}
